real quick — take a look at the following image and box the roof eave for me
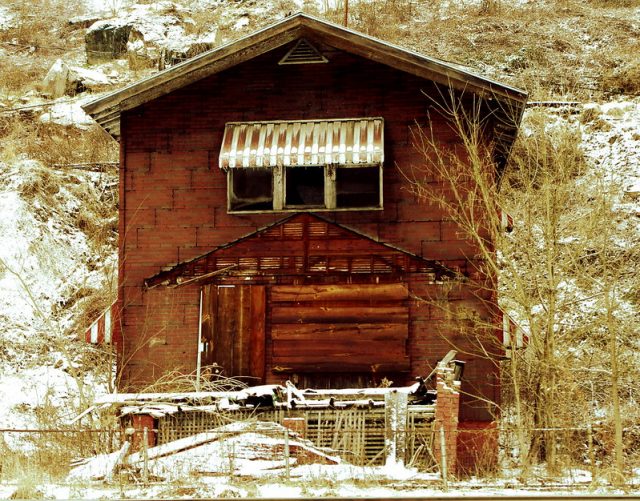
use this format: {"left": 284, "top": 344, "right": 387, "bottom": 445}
{"left": 82, "top": 12, "right": 527, "bottom": 141}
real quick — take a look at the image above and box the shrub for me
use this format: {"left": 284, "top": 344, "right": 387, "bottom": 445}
{"left": 602, "top": 61, "right": 640, "bottom": 95}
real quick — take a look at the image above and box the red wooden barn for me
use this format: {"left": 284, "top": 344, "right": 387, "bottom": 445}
{"left": 83, "top": 12, "right": 526, "bottom": 456}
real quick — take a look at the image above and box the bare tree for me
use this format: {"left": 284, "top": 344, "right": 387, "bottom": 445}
{"left": 404, "top": 96, "right": 639, "bottom": 478}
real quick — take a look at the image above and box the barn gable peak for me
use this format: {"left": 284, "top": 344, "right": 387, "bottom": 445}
{"left": 278, "top": 38, "right": 328, "bottom": 65}
{"left": 82, "top": 12, "right": 526, "bottom": 148}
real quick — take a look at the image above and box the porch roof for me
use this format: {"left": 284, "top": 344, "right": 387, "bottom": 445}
{"left": 219, "top": 118, "right": 384, "bottom": 169}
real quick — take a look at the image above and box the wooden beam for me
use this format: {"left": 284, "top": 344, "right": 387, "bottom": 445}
{"left": 271, "top": 322, "right": 407, "bottom": 341}
{"left": 271, "top": 360, "right": 410, "bottom": 373}
{"left": 271, "top": 305, "right": 408, "bottom": 323}
{"left": 249, "top": 285, "right": 266, "bottom": 381}
{"left": 271, "top": 283, "right": 408, "bottom": 302}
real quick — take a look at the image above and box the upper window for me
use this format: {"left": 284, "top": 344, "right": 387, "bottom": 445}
{"left": 220, "top": 118, "right": 384, "bottom": 213}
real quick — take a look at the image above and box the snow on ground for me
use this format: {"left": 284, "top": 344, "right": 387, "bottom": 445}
{"left": 580, "top": 98, "right": 640, "bottom": 206}
{"left": 0, "top": 367, "right": 81, "bottom": 446}
{"left": 39, "top": 95, "right": 98, "bottom": 128}
{"left": 0, "top": 5, "right": 14, "bottom": 29}
{"left": 83, "top": 0, "right": 132, "bottom": 16}
{"left": 0, "top": 158, "right": 115, "bottom": 446}
{"left": 0, "top": 160, "right": 103, "bottom": 342}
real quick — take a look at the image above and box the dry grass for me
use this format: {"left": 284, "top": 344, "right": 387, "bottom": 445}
{"left": 0, "top": 0, "right": 88, "bottom": 96}
{"left": 344, "top": 0, "right": 415, "bottom": 40}
{"left": 314, "top": 0, "right": 640, "bottom": 100}
{"left": 0, "top": 116, "right": 118, "bottom": 166}
{"left": 141, "top": 370, "right": 249, "bottom": 393}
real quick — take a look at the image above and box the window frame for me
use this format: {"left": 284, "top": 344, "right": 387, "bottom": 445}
{"left": 227, "top": 167, "right": 275, "bottom": 212}
{"left": 227, "top": 163, "right": 383, "bottom": 214}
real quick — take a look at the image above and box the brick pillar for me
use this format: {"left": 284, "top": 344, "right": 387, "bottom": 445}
{"left": 130, "top": 414, "right": 156, "bottom": 450}
{"left": 433, "top": 365, "right": 460, "bottom": 477}
{"left": 282, "top": 417, "right": 310, "bottom": 464}
{"left": 282, "top": 417, "right": 306, "bottom": 438}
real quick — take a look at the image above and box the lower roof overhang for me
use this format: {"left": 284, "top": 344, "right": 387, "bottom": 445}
{"left": 144, "top": 213, "right": 454, "bottom": 289}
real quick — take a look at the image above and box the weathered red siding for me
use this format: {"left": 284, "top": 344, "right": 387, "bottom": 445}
{"left": 118, "top": 41, "right": 498, "bottom": 421}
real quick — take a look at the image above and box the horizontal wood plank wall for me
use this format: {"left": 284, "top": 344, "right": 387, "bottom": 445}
{"left": 269, "top": 283, "right": 410, "bottom": 378}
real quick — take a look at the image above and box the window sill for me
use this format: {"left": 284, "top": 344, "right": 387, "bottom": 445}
{"left": 227, "top": 206, "right": 384, "bottom": 215}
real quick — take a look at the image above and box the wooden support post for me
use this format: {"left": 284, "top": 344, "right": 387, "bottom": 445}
{"left": 385, "top": 390, "right": 408, "bottom": 467}
{"left": 142, "top": 427, "right": 149, "bottom": 484}
{"left": 433, "top": 364, "right": 460, "bottom": 477}
{"left": 106, "top": 441, "right": 130, "bottom": 483}
{"left": 196, "top": 288, "right": 203, "bottom": 392}
{"left": 284, "top": 429, "right": 290, "bottom": 480}
{"left": 440, "top": 425, "right": 448, "bottom": 490}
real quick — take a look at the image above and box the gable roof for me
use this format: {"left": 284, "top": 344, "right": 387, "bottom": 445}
{"left": 145, "top": 213, "right": 453, "bottom": 288}
{"left": 82, "top": 12, "right": 527, "bottom": 160}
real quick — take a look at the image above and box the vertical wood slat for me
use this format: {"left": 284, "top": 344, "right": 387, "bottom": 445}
{"left": 236, "top": 286, "right": 249, "bottom": 377}
{"left": 201, "top": 285, "right": 216, "bottom": 367}
{"left": 201, "top": 285, "right": 266, "bottom": 381}
{"left": 249, "top": 285, "right": 266, "bottom": 381}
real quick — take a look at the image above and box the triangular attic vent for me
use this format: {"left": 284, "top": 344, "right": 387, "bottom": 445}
{"left": 278, "top": 39, "right": 328, "bottom": 65}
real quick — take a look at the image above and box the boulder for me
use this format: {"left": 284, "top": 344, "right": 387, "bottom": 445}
{"left": 42, "top": 59, "right": 111, "bottom": 98}
{"left": 42, "top": 59, "right": 79, "bottom": 98}
{"left": 84, "top": 3, "right": 219, "bottom": 68}
{"left": 85, "top": 20, "right": 133, "bottom": 65}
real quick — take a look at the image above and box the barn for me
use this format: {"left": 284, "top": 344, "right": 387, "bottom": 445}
{"left": 83, "top": 12, "right": 527, "bottom": 473}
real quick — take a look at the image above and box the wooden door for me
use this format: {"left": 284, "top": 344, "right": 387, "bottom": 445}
{"left": 201, "top": 284, "right": 266, "bottom": 382}
{"left": 270, "top": 283, "right": 410, "bottom": 376}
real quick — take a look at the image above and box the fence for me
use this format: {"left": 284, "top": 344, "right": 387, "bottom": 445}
{"left": 0, "top": 423, "right": 639, "bottom": 485}
{"left": 155, "top": 405, "right": 436, "bottom": 467}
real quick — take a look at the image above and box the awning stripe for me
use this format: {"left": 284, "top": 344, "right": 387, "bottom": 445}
{"left": 219, "top": 118, "right": 384, "bottom": 169}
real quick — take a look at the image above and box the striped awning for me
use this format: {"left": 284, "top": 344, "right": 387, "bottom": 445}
{"left": 219, "top": 118, "right": 384, "bottom": 169}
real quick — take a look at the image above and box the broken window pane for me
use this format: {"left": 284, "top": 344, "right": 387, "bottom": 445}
{"left": 229, "top": 168, "right": 273, "bottom": 211}
{"left": 336, "top": 166, "right": 380, "bottom": 208}
{"left": 285, "top": 166, "right": 324, "bottom": 207}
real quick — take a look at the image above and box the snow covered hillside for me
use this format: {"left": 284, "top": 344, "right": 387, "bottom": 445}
{"left": 0, "top": 157, "right": 118, "bottom": 426}
{"left": 0, "top": 0, "right": 638, "bottom": 493}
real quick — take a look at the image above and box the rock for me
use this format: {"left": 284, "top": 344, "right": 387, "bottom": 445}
{"left": 42, "top": 59, "right": 79, "bottom": 98}
{"left": 42, "top": 59, "right": 111, "bottom": 98}
{"left": 84, "top": 3, "right": 220, "bottom": 68}
{"left": 160, "top": 28, "right": 221, "bottom": 68}
{"left": 85, "top": 20, "right": 133, "bottom": 65}
{"left": 71, "top": 66, "right": 111, "bottom": 88}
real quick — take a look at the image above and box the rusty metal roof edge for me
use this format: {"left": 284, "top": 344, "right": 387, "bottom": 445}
{"left": 82, "top": 12, "right": 527, "bottom": 122}
{"left": 223, "top": 116, "right": 385, "bottom": 126}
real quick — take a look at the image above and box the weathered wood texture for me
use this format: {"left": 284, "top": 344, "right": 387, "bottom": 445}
{"left": 200, "top": 284, "right": 265, "bottom": 381}
{"left": 118, "top": 42, "right": 500, "bottom": 421}
{"left": 269, "top": 283, "right": 409, "bottom": 376}
{"left": 145, "top": 213, "right": 445, "bottom": 288}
